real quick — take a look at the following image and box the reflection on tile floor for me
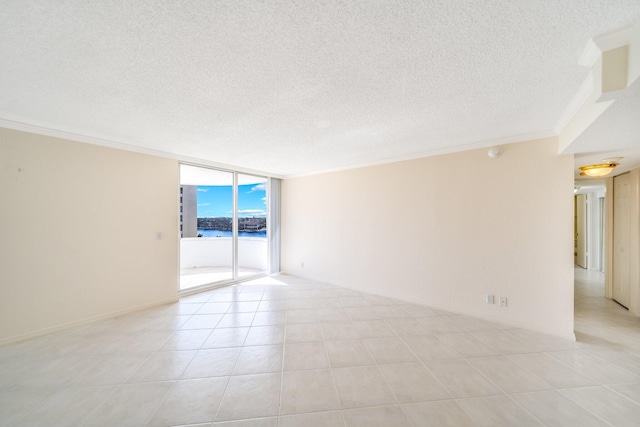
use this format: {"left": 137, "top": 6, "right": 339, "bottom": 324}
{"left": 2, "top": 268, "right": 640, "bottom": 426}
{"left": 180, "top": 267, "right": 264, "bottom": 291}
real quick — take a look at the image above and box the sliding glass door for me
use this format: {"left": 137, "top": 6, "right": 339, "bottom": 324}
{"left": 237, "top": 174, "right": 268, "bottom": 278}
{"left": 180, "top": 165, "right": 234, "bottom": 289}
{"left": 179, "top": 165, "right": 268, "bottom": 291}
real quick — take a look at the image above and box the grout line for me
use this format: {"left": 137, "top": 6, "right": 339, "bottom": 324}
{"left": 502, "top": 393, "right": 553, "bottom": 427}
{"left": 450, "top": 397, "right": 489, "bottom": 427}
{"left": 323, "top": 298, "right": 348, "bottom": 427}
{"left": 277, "top": 306, "right": 287, "bottom": 427}
{"left": 210, "top": 299, "right": 259, "bottom": 423}
{"left": 555, "top": 387, "right": 619, "bottom": 426}
{"left": 604, "top": 384, "right": 640, "bottom": 408}
{"left": 140, "top": 381, "right": 178, "bottom": 427}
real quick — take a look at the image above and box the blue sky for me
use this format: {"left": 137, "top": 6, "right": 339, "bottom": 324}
{"left": 196, "top": 183, "right": 266, "bottom": 217}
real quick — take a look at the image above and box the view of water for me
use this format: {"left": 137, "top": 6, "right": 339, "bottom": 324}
{"left": 197, "top": 229, "right": 267, "bottom": 238}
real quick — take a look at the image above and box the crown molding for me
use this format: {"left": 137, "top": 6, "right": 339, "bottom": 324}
{"left": 285, "top": 130, "right": 557, "bottom": 179}
{"left": 554, "top": 72, "right": 595, "bottom": 134}
{"left": 0, "top": 118, "right": 283, "bottom": 179}
{"left": 579, "top": 40, "right": 601, "bottom": 68}
{"left": 593, "top": 26, "right": 633, "bottom": 52}
{"left": 577, "top": 26, "right": 633, "bottom": 73}
{"left": 556, "top": 25, "right": 635, "bottom": 139}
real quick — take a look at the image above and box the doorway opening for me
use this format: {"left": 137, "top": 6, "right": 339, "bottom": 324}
{"left": 574, "top": 184, "right": 607, "bottom": 309}
{"left": 574, "top": 184, "right": 606, "bottom": 273}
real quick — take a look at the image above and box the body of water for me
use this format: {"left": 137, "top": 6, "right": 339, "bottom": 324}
{"left": 197, "top": 229, "right": 266, "bottom": 238}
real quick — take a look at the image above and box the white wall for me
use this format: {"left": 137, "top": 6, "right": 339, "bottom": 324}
{"left": 282, "top": 137, "right": 575, "bottom": 339}
{"left": 0, "top": 128, "right": 179, "bottom": 344}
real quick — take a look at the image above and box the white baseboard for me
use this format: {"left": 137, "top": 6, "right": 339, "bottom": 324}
{"left": 346, "top": 285, "right": 577, "bottom": 341}
{"left": 277, "top": 272, "right": 577, "bottom": 342}
{"left": 0, "top": 297, "right": 179, "bottom": 347}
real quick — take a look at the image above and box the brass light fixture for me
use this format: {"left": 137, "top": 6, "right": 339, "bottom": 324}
{"left": 579, "top": 157, "right": 622, "bottom": 177}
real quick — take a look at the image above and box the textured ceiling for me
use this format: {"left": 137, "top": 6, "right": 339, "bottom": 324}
{"left": 1, "top": 1, "right": 639, "bottom": 176}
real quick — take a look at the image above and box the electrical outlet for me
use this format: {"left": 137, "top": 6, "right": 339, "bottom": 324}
{"left": 300, "top": 262, "right": 304, "bottom": 268}
{"left": 499, "top": 297, "right": 507, "bottom": 308}
{"left": 486, "top": 294, "right": 494, "bottom": 304}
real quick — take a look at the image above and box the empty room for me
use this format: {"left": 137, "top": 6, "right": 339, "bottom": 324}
{"left": 1, "top": 1, "right": 640, "bottom": 426}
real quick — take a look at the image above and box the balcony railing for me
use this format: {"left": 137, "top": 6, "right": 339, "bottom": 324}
{"left": 180, "top": 237, "right": 268, "bottom": 270}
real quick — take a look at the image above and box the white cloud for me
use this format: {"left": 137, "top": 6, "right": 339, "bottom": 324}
{"left": 197, "top": 188, "right": 208, "bottom": 192}
{"left": 238, "top": 209, "right": 266, "bottom": 217}
{"left": 247, "top": 184, "right": 266, "bottom": 193}
{"left": 262, "top": 196, "right": 267, "bottom": 205}
{"left": 197, "top": 203, "right": 211, "bottom": 207}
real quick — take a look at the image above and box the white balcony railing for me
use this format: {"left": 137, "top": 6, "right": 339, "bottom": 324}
{"left": 180, "top": 237, "right": 268, "bottom": 271}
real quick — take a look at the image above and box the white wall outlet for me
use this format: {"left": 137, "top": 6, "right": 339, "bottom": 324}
{"left": 301, "top": 262, "right": 304, "bottom": 268}
{"left": 499, "top": 297, "right": 507, "bottom": 308}
{"left": 486, "top": 294, "right": 494, "bottom": 304}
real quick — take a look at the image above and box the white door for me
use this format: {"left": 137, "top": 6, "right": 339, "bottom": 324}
{"left": 575, "top": 194, "right": 587, "bottom": 268}
{"left": 613, "top": 173, "right": 631, "bottom": 308}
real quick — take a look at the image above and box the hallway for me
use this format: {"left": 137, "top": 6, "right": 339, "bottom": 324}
{"left": 574, "top": 266, "right": 640, "bottom": 366}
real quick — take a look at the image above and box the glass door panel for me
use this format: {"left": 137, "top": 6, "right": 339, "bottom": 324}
{"left": 237, "top": 174, "right": 268, "bottom": 277}
{"left": 179, "top": 165, "right": 234, "bottom": 290}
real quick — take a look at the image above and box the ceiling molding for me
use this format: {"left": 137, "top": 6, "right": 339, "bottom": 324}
{"left": 556, "top": 25, "right": 637, "bottom": 150}
{"left": 554, "top": 72, "right": 595, "bottom": 135}
{"left": 579, "top": 40, "right": 601, "bottom": 68}
{"left": 0, "top": 118, "right": 282, "bottom": 179}
{"left": 285, "top": 130, "right": 557, "bottom": 179}
{"left": 593, "top": 26, "right": 633, "bottom": 52}
{"left": 576, "top": 26, "right": 632, "bottom": 68}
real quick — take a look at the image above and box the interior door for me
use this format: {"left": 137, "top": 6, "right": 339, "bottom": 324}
{"left": 613, "top": 173, "right": 631, "bottom": 308}
{"left": 575, "top": 194, "right": 587, "bottom": 268}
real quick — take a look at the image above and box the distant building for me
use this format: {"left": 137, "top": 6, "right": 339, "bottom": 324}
{"left": 242, "top": 219, "right": 261, "bottom": 231}
{"left": 180, "top": 185, "right": 198, "bottom": 238}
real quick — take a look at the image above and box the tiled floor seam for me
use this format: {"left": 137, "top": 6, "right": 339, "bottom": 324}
{"left": 277, "top": 316, "right": 288, "bottom": 419}
{"left": 557, "top": 386, "right": 637, "bottom": 427}
{"left": 141, "top": 382, "right": 182, "bottom": 427}
{"left": 210, "top": 337, "right": 242, "bottom": 423}
{"left": 541, "top": 350, "right": 609, "bottom": 385}
{"left": 448, "top": 399, "right": 483, "bottom": 427}
{"left": 502, "top": 393, "right": 559, "bottom": 427}
{"left": 320, "top": 329, "right": 348, "bottom": 427}
{"left": 584, "top": 347, "right": 640, "bottom": 378}
{"left": 393, "top": 332, "right": 458, "bottom": 401}
{"left": 371, "top": 312, "right": 474, "bottom": 427}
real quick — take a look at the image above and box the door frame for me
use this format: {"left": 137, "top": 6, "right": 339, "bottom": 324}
{"left": 178, "top": 162, "right": 272, "bottom": 294}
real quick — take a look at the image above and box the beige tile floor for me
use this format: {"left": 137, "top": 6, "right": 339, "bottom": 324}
{"left": 1, "top": 268, "right": 640, "bottom": 426}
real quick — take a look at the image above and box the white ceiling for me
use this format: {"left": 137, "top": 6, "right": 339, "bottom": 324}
{"left": 180, "top": 164, "right": 267, "bottom": 186}
{"left": 1, "top": 1, "right": 639, "bottom": 177}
